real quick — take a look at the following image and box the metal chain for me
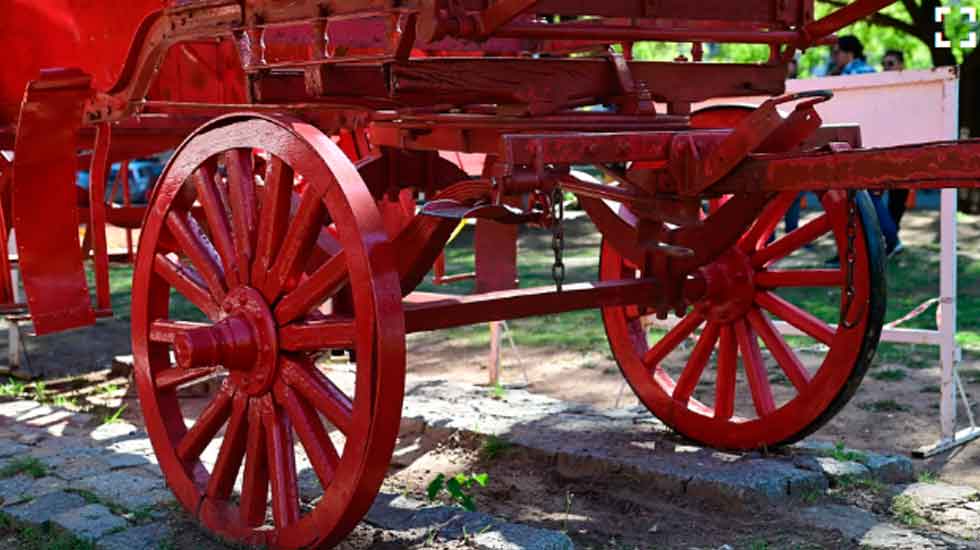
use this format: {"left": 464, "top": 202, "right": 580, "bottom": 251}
{"left": 550, "top": 187, "right": 566, "bottom": 292}
{"left": 841, "top": 189, "right": 859, "bottom": 329}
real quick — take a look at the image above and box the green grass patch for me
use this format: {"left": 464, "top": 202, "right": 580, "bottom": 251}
{"left": 0, "top": 512, "right": 98, "bottom": 550}
{"left": 0, "top": 458, "right": 47, "bottom": 480}
{"left": 480, "top": 435, "right": 513, "bottom": 460}
{"left": 824, "top": 441, "right": 868, "bottom": 464}
{"left": 891, "top": 495, "right": 926, "bottom": 527}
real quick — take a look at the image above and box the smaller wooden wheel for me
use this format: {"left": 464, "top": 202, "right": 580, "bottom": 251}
{"left": 131, "top": 114, "right": 404, "bottom": 549}
{"left": 600, "top": 190, "right": 886, "bottom": 449}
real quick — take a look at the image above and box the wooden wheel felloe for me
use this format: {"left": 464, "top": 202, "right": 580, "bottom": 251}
{"left": 600, "top": 190, "right": 886, "bottom": 450}
{"left": 131, "top": 114, "right": 404, "bottom": 549}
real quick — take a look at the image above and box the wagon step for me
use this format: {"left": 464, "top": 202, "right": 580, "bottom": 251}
{"left": 418, "top": 199, "right": 539, "bottom": 223}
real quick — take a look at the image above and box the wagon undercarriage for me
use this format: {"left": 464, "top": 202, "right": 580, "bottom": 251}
{"left": 3, "top": 0, "right": 980, "bottom": 547}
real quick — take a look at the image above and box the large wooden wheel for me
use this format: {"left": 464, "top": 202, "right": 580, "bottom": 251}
{"left": 131, "top": 114, "right": 404, "bottom": 549}
{"left": 600, "top": 189, "right": 886, "bottom": 450}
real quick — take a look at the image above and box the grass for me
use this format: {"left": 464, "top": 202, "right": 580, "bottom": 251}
{"left": 825, "top": 441, "right": 868, "bottom": 464}
{"left": 101, "top": 403, "right": 128, "bottom": 425}
{"left": 891, "top": 494, "right": 926, "bottom": 527}
{"left": 917, "top": 470, "right": 939, "bottom": 483}
{"left": 480, "top": 435, "right": 514, "bottom": 460}
{"left": 836, "top": 475, "right": 886, "bottom": 494}
{"left": 0, "top": 513, "right": 98, "bottom": 550}
{"left": 0, "top": 458, "right": 47, "bottom": 480}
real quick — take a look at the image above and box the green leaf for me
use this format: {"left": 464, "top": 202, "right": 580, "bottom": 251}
{"left": 472, "top": 473, "right": 489, "bottom": 487}
{"left": 426, "top": 474, "right": 445, "bottom": 502}
{"left": 445, "top": 477, "right": 465, "bottom": 500}
{"left": 460, "top": 495, "right": 476, "bottom": 512}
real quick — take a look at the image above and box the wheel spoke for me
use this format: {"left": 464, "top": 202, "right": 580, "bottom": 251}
{"left": 672, "top": 322, "right": 720, "bottom": 403}
{"left": 206, "top": 392, "right": 249, "bottom": 500}
{"left": 253, "top": 156, "right": 295, "bottom": 288}
{"left": 155, "top": 366, "right": 219, "bottom": 391}
{"left": 274, "top": 381, "right": 339, "bottom": 491}
{"left": 737, "top": 192, "right": 799, "bottom": 254}
{"left": 263, "top": 399, "right": 301, "bottom": 528}
{"left": 165, "top": 210, "right": 227, "bottom": 301}
{"left": 225, "top": 150, "right": 258, "bottom": 285}
{"left": 176, "top": 383, "right": 234, "bottom": 463}
{"left": 194, "top": 161, "right": 240, "bottom": 287}
{"left": 278, "top": 316, "right": 356, "bottom": 352}
{"left": 755, "top": 291, "right": 835, "bottom": 346}
{"left": 746, "top": 308, "right": 810, "bottom": 392}
{"left": 714, "top": 324, "right": 737, "bottom": 420}
{"left": 280, "top": 357, "right": 353, "bottom": 435}
{"left": 641, "top": 310, "right": 705, "bottom": 368}
{"left": 261, "top": 189, "right": 328, "bottom": 302}
{"left": 734, "top": 319, "right": 775, "bottom": 417}
{"left": 149, "top": 319, "right": 210, "bottom": 344}
{"left": 274, "top": 253, "right": 349, "bottom": 325}
{"left": 751, "top": 213, "right": 831, "bottom": 268}
{"left": 240, "top": 398, "right": 269, "bottom": 527}
{"left": 754, "top": 269, "right": 844, "bottom": 289}
{"left": 153, "top": 254, "right": 220, "bottom": 319}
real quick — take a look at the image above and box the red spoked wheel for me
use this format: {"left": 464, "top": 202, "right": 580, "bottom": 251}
{"left": 600, "top": 190, "right": 885, "bottom": 450}
{"left": 131, "top": 114, "right": 404, "bottom": 549}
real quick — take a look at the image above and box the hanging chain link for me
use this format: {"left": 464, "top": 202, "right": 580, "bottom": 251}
{"left": 550, "top": 187, "right": 566, "bottom": 292}
{"left": 841, "top": 189, "right": 860, "bottom": 329}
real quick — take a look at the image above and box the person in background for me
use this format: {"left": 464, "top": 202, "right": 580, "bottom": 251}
{"left": 830, "top": 35, "right": 876, "bottom": 75}
{"left": 883, "top": 49, "right": 905, "bottom": 71}
{"left": 820, "top": 36, "right": 902, "bottom": 263}
{"left": 881, "top": 49, "right": 908, "bottom": 255}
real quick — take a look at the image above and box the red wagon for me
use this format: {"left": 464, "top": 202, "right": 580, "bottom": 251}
{"left": 2, "top": 0, "right": 979, "bottom": 547}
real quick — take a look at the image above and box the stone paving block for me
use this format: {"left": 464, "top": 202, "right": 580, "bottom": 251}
{"left": 51, "top": 455, "right": 114, "bottom": 481}
{"left": 794, "top": 456, "right": 871, "bottom": 483}
{"left": 471, "top": 522, "right": 575, "bottom": 550}
{"left": 5, "top": 490, "right": 87, "bottom": 524}
{"left": 0, "top": 439, "right": 29, "bottom": 458}
{"left": 796, "top": 504, "right": 956, "bottom": 549}
{"left": 89, "top": 422, "right": 142, "bottom": 442}
{"left": 0, "top": 400, "right": 43, "bottom": 418}
{"left": 901, "top": 482, "right": 980, "bottom": 509}
{"left": 99, "top": 522, "right": 173, "bottom": 550}
{"left": 0, "top": 474, "right": 68, "bottom": 506}
{"left": 51, "top": 503, "right": 128, "bottom": 540}
{"left": 104, "top": 452, "right": 152, "bottom": 470}
{"left": 865, "top": 454, "right": 914, "bottom": 483}
{"left": 685, "top": 459, "right": 828, "bottom": 506}
{"left": 76, "top": 469, "right": 171, "bottom": 511}
{"left": 366, "top": 493, "right": 573, "bottom": 549}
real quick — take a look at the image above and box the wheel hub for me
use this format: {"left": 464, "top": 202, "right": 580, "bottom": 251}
{"left": 697, "top": 248, "right": 756, "bottom": 323}
{"left": 172, "top": 286, "right": 279, "bottom": 395}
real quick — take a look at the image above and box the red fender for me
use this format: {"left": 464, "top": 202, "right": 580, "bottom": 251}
{"left": 12, "top": 69, "right": 95, "bottom": 334}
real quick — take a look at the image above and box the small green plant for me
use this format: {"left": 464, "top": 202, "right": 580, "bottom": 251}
{"left": 891, "top": 494, "right": 926, "bottom": 527}
{"left": 481, "top": 435, "right": 513, "bottom": 460}
{"left": 31, "top": 382, "right": 48, "bottom": 403}
{"left": 52, "top": 395, "right": 78, "bottom": 409}
{"left": 102, "top": 403, "right": 128, "bottom": 424}
{"left": 0, "top": 457, "right": 47, "bottom": 479}
{"left": 859, "top": 399, "right": 909, "bottom": 413}
{"left": 750, "top": 540, "right": 770, "bottom": 550}
{"left": 0, "top": 379, "right": 26, "bottom": 397}
{"left": 836, "top": 475, "right": 885, "bottom": 494}
{"left": 489, "top": 383, "right": 506, "bottom": 400}
{"left": 917, "top": 470, "right": 939, "bottom": 483}
{"left": 426, "top": 472, "right": 489, "bottom": 512}
{"left": 827, "top": 441, "right": 868, "bottom": 464}
{"left": 801, "top": 489, "right": 821, "bottom": 504}
{"left": 870, "top": 368, "right": 906, "bottom": 382}
{"left": 100, "top": 383, "right": 121, "bottom": 396}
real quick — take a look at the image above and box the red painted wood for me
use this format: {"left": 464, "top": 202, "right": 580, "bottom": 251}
{"left": 734, "top": 319, "right": 775, "bottom": 417}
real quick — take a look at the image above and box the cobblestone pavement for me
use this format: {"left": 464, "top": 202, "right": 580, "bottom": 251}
{"left": 0, "top": 398, "right": 572, "bottom": 550}
{"left": 0, "top": 381, "right": 978, "bottom": 549}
